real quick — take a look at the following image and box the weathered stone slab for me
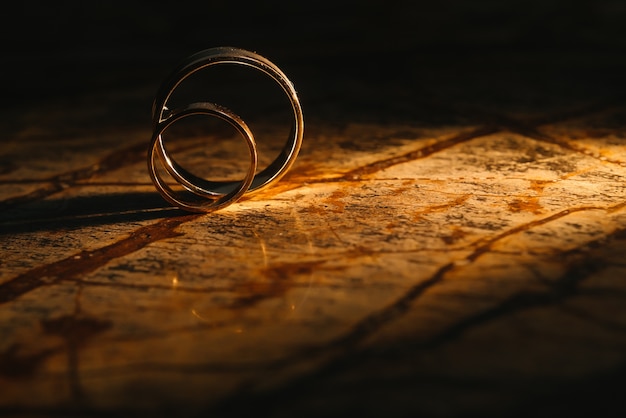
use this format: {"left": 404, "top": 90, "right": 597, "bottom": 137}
{"left": 1, "top": 48, "right": 626, "bottom": 418}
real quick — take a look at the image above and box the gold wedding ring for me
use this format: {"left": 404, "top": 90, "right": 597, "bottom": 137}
{"left": 148, "top": 47, "right": 304, "bottom": 212}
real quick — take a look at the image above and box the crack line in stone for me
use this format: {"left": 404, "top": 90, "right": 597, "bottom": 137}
{"left": 341, "top": 125, "right": 501, "bottom": 179}
{"left": 208, "top": 227, "right": 621, "bottom": 417}
{"left": 315, "top": 206, "right": 610, "bottom": 353}
{"left": 0, "top": 142, "right": 148, "bottom": 212}
{"left": 410, "top": 249, "right": 613, "bottom": 351}
{"left": 207, "top": 204, "right": 626, "bottom": 411}
{"left": 0, "top": 214, "right": 202, "bottom": 304}
{"left": 510, "top": 124, "right": 625, "bottom": 166}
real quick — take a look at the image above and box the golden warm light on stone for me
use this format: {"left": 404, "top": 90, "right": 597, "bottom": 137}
{"left": 2, "top": 2, "right": 626, "bottom": 417}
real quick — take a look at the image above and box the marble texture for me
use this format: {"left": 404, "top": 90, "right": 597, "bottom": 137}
{"left": 1, "top": 47, "right": 626, "bottom": 418}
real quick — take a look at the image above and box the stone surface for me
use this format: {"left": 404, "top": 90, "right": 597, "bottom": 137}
{"left": 2, "top": 10, "right": 626, "bottom": 416}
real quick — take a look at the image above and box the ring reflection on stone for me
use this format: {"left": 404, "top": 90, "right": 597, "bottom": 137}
{"left": 148, "top": 47, "right": 304, "bottom": 211}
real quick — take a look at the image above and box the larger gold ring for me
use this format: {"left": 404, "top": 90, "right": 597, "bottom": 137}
{"left": 149, "top": 47, "right": 304, "bottom": 212}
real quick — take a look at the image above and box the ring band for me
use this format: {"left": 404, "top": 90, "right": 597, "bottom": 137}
{"left": 151, "top": 46, "right": 304, "bottom": 197}
{"left": 148, "top": 102, "right": 258, "bottom": 213}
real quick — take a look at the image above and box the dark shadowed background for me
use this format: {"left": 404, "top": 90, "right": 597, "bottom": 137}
{"left": 3, "top": 0, "right": 625, "bottom": 109}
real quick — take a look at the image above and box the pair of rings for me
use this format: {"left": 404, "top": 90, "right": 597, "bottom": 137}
{"left": 148, "top": 47, "right": 304, "bottom": 212}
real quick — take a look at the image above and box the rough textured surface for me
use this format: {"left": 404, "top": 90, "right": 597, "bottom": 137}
{"left": 2, "top": 2, "right": 626, "bottom": 417}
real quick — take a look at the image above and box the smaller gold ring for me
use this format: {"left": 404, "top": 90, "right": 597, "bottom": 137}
{"left": 148, "top": 102, "right": 258, "bottom": 213}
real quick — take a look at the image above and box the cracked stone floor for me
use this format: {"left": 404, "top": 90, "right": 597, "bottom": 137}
{"left": 2, "top": 2, "right": 626, "bottom": 417}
